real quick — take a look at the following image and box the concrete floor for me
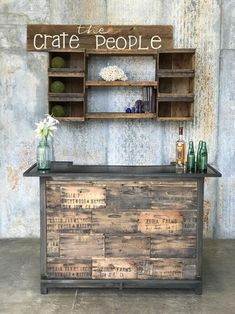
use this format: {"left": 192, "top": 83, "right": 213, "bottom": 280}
{"left": 0, "top": 240, "right": 235, "bottom": 314}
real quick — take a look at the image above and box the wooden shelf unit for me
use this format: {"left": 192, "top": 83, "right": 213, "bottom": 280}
{"left": 156, "top": 49, "right": 195, "bottom": 121}
{"left": 47, "top": 49, "right": 195, "bottom": 121}
{"left": 48, "top": 50, "right": 86, "bottom": 120}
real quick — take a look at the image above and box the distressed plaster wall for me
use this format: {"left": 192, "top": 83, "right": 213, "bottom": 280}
{"left": 0, "top": 0, "right": 234, "bottom": 238}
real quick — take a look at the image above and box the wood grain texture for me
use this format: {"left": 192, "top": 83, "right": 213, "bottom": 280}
{"left": 92, "top": 258, "right": 137, "bottom": 279}
{"left": 60, "top": 233, "right": 104, "bottom": 259}
{"left": 47, "top": 258, "right": 91, "bottom": 278}
{"left": 92, "top": 210, "right": 137, "bottom": 233}
{"left": 27, "top": 25, "right": 173, "bottom": 51}
{"left": 47, "top": 233, "right": 60, "bottom": 257}
{"left": 105, "top": 235, "right": 150, "bottom": 257}
{"left": 137, "top": 258, "right": 196, "bottom": 280}
{"left": 151, "top": 235, "right": 196, "bottom": 258}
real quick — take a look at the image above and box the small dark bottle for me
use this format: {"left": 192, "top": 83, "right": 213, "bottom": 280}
{"left": 196, "top": 140, "right": 203, "bottom": 171}
{"left": 187, "top": 141, "right": 195, "bottom": 172}
{"left": 199, "top": 142, "right": 208, "bottom": 173}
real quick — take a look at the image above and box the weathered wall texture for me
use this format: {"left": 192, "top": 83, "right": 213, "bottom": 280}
{"left": 0, "top": 0, "right": 234, "bottom": 238}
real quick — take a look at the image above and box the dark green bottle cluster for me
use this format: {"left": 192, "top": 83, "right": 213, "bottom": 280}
{"left": 187, "top": 140, "right": 208, "bottom": 173}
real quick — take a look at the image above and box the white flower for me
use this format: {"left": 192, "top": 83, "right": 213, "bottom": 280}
{"left": 35, "top": 114, "right": 59, "bottom": 141}
{"left": 99, "top": 66, "right": 127, "bottom": 81}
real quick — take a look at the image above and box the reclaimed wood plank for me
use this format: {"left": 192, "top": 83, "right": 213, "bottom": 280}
{"left": 92, "top": 211, "right": 137, "bottom": 233}
{"left": 137, "top": 258, "right": 196, "bottom": 280}
{"left": 47, "top": 233, "right": 60, "bottom": 257}
{"left": 47, "top": 258, "right": 92, "bottom": 279}
{"left": 46, "top": 182, "right": 106, "bottom": 209}
{"left": 151, "top": 235, "right": 196, "bottom": 258}
{"left": 138, "top": 210, "right": 197, "bottom": 235}
{"left": 105, "top": 235, "right": 150, "bottom": 257}
{"left": 60, "top": 234, "right": 104, "bottom": 259}
{"left": 47, "top": 210, "right": 91, "bottom": 233}
{"left": 92, "top": 258, "right": 137, "bottom": 279}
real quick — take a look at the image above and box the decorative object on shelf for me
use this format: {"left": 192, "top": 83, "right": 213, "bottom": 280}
{"left": 135, "top": 99, "right": 144, "bottom": 113}
{"left": 187, "top": 141, "right": 195, "bottom": 173}
{"left": 51, "top": 105, "right": 66, "bottom": 117}
{"left": 99, "top": 65, "right": 127, "bottom": 81}
{"left": 51, "top": 56, "right": 65, "bottom": 68}
{"left": 198, "top": 141, "right": 208, "bottom": 173}
{"left": 50, "top": 80, "right": 65, "bottom": 93}
{"left": 125, "top": 107, "right": 131, "bottom": 113}
{"left": 35, "top": 114, "right": 59, "bottom": 170}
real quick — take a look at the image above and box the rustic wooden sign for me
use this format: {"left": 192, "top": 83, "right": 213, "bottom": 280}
{"left": 27, "top": 25, "right": 173, "bottom": 51}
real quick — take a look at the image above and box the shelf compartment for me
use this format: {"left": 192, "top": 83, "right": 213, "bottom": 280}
{"left": 49, "top": 101, "right": 85, "bottom": 120}
{"left": 86, "top": 112, "right": 156, "bottom": 119}
{"left": 159, "top": 77, "right": 194, "bottom": 95}
{"left": 49, "top": 77, "right": 84, "bottom": 94}
{"left": 86, "top": 81, "right": 158, "bottom": 87}
{"left": 157, "top": 101, "right": 193, "bottom": 120}
{"left": 158, "top": 50, "right": 195, "bottom": 71}
{"left": 49, "top": 51, "right": 85, "bottom": 72}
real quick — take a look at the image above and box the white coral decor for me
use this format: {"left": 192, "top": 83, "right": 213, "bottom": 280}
{"left": 99, "top": 65, "right": 127, "bottom": 81}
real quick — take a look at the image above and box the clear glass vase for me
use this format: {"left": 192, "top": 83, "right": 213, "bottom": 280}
{"left": 37, "top": 139, "right": 51, "bottom": 170}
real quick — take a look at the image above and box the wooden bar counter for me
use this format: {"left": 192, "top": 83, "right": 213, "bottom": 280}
{"left": 24, "top": 162, "right": 221, "bottom": 294}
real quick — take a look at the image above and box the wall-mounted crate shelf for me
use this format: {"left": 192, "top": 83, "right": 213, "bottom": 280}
{"left": 47, "top": 49, "right": 195, "bottom": 121}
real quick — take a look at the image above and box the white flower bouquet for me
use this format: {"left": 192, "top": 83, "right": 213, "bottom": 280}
{"left": 99, "top": 65, "right": 127, "bottom": 81}
{"left": 35, "top": 114, "right": 59, "bottom": 142}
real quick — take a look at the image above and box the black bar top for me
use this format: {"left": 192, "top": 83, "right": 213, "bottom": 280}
{"left": 23, "top": 162, "right": 222, "bottom": 179}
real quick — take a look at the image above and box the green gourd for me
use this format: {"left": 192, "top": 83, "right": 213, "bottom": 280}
{"left": 51, "top": 56, "right": 65, "bottom": 68}
{"left": 50, "top": 80, "right": 65, "bottom": 93}
{"left": 51, "top": 105, "right": 65, "bottom": 117}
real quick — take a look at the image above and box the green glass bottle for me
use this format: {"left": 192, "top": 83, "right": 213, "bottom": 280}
{"left": 187, "top": 141, "right": 195, "bottom": 172}
{"left": 196, "top": 140, "right": 203, "bottom": 172}
{"left": 199, "top": 142, "right": 208, "bottom": 173}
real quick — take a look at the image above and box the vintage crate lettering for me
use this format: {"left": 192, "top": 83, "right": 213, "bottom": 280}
{"left": 47, "top": 233, "right": 59, "bottom": 257}
{"left": 105, "top": 235, "right": 150, "bottom": 257}
{"left": 92, "top": 258, "right": 137, "bottom": 279}
{"left": 137, "top": 258, "right": 196, "bottom": 280}
{"left": 47, "top": 211, "right": 91, "bottom": 233}
{"left": 60, "top": 234, "right": 104, "bottom": 259}
{"left": 151, "top": 235, "right": 196, "bottom": 258}
{"left": 47, "top": 258, "right": 91, "bottom": 279}
{"left": 138, "top": 210, "right": 183, "bottom": 235}
{"left": 92, "top": 211, "right": 137, "bottom": 233}
{"left": 60, "top": 186, "right": 106, "bottom": 209}
{"left": 46, "top": 181, "right": 106, "bottom": 209}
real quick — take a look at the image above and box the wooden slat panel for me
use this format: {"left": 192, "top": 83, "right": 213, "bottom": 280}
{"left": 47, "top": 210, "right": 91, "bottom": 233}
{"left": 92, "top": 211, "right": 137, "bottom": 233}
{"left": 92, "top": 258, "right": 137, "bottom": 279}
{"left": 137, "top": 258, "right": 196, "bottom": 279}
{"left": 60, "top": 234, "right": 104, "bottom": 258}
{"left": 138, "top": 210, "right": 197, "bottom": 235}
{"left": 151, "top": 236, "right": 196, "bottom": 258}
{"left": 105, "top": 235, "right": 150, "bottom": 257}
{"left": 47, "top": 258, "right": 91, "bottom": 278}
